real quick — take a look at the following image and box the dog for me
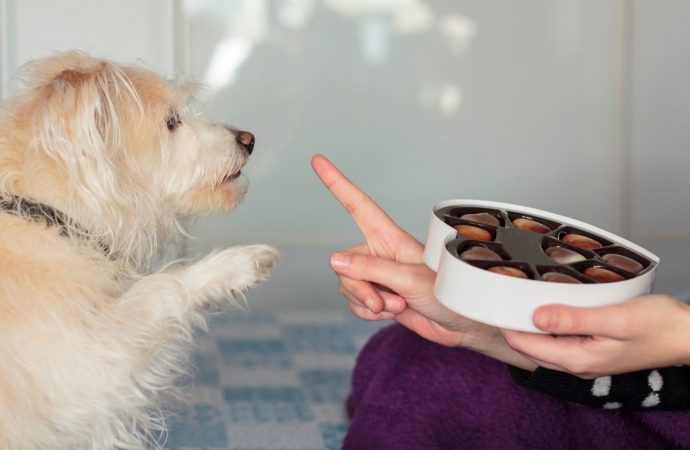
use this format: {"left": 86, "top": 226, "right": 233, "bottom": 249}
{"left": 0, "top": 51, "right": 279, "bottom": 449}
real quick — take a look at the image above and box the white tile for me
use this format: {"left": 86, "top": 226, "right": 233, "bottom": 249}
{"left": 310, "top": 403, "right": 350, "bottom": 425}
{"left": 292, "top": 353, "right": 357, "bottom": 370}
{"left": 226, "top": 424, "right": 324, "bottom": 449}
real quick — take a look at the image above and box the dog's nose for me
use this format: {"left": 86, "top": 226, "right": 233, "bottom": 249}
{"left": 236, "top": 131, "right": 255, "bottom": 155}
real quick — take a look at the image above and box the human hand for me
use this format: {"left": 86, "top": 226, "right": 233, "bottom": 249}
{"left": 329, "top": 247, "right": 503, "bottom": 350}
{"left": 500, "top": 294, "right": 690, "bottom": 379}
{"left": 310, "top": 154, "right": 424, "bottom": 316}
{"left": 312, "top": 154, "right": 537, "bottom": 369}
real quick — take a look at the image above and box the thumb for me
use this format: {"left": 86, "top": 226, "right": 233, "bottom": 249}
{"left": 330, "top": 251, "right": 419, "bottom": 295}
{"left": 533, "top": 303, "right": 628, "bottom": 338}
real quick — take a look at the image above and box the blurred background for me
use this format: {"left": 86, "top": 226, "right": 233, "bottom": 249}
{"left": 1, "top": 0, "right": 689, "bottom": 306}
{"left": 3, "top": 1, "right": 690, "bottom": 448}
{"left": 0, "top": 0, "right": 690, "bottom": 296}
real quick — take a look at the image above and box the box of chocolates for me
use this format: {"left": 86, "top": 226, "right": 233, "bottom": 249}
{"left": 423, "top": 200, "right": 660, "bottom": 332}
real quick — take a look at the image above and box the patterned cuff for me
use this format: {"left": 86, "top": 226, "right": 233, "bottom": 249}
{"left": 507, "top": 365, "right": 584, "bottom": 402}
{"left": 508, "top": 365, "right": 690, "bottom": 411}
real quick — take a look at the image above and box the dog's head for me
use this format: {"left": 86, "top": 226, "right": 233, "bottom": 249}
{"left": 0, "top": 51, "right": 253, "bottom": 259}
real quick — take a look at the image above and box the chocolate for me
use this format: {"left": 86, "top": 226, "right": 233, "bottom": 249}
{"left": 487, "top": 266, "right": 528, "bottom": 279}
{"left": 583, "top": 267, "right": 625, "bottom": 283}
{"left": 542, "top": 272, "right": 582, "bottom": 284}
{"left": 460, "top": 213, "right": 500, "bottom": 227}
{"left": 602, "top": 254, "right": 644, "bottom": 274}
{"left": 437, "top": 204, "right": 655, "bottom": 285}
{"left": 544, "top": 247, "right": 586, "bottom": 264}
{"left": 460, "top": 246, "right": 502, "bottom": 261}
{"left": 512, "top": 218, "right": 550, "bottom": 234}
{"left": 454, "top": 225, "right": 492, "bottom": 242}
{"left": 562, "top": 234, "right": 602, "bottom": 249}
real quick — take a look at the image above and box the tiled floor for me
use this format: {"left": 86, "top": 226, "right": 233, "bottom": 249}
{"left": 164, "top": 310, "right": 388, "bottom": 450}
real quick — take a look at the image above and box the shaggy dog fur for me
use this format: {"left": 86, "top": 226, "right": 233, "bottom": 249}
{"left": 0, "top": 51, "right": 279, "bottom": 449}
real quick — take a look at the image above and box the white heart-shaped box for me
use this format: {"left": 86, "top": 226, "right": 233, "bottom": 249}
{"left": 423, "top": 200, "right": 660, "bottom": 333}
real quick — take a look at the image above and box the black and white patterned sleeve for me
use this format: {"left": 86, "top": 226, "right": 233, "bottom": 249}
{"left": 507, "top": 365, "right": 690, "bottom": 411}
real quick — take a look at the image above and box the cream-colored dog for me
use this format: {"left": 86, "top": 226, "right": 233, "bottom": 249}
{"left": 0, "top": 51, "right": 279, "bottom": 449}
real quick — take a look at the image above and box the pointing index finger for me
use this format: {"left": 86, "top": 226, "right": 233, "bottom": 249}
{"left": 311, "top": 154, "right": 398, "bottom": 238}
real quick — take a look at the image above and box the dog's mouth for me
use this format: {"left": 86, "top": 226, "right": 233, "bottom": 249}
{"left": 222, "top": 170, "right": 242, "bottom": 183}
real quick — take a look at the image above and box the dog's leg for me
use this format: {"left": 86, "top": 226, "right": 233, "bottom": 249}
{"left": 121, "top": 244, "right": 279, "bottom": 325}
{"left": 103, "top": 245, "right": 279, "bottom": 445}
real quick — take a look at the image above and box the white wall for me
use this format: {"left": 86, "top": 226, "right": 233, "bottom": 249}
{"left": 1, "top": 0, "right": 689, "bottom": 307}
{"left": 0, "top": 0, "right": 177, "bottom": 96}
{"left": 628, "top": 0, "right": 690, "bottom": 296}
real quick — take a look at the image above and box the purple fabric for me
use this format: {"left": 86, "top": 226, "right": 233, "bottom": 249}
{"left": 344, "top": 324, "right": 690, "bottom": 449}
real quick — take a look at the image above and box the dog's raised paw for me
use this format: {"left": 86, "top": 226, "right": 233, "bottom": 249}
{"left": 181, "top": 245, "right": 280, "bottom": 304}
{"left": 243, "top": 244, "right": 280, "bottom": 277}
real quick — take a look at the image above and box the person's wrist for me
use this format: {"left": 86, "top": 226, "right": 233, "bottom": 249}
{"left": 459, "top": 323, "right": 499, "bottom": 353}
{"left": 460, "top": 325, "right": 538, "bottom": 371}
{"left": 677, "top": 298, "right": 690, "bottom": 366}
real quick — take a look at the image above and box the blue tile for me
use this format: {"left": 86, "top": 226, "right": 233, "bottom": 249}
{"left": 282, "top": 325, "right": 357, "bottom": 354}
{"left": 167, "top": 403, "right": 228, "bottom": 449}
{"left": 193, "top": 352, "right": 220, "bottom": 385}
{"left": 223, "top": 388, "right": 314, "bottom": 423}
{"left": 299, "top": 370, "right": 352, "bottom": 403}
{"left": 320, "top": 423, "right": 349, "bottom": 450}
{"left": 165, "top": 311, "right": 390, "bottom": 450}
{"left": 223, "top": 387, "right": 306, "bottom": 403}
{"left": 209, "top": 310, "right": 278, "bottom": 327}
{"left": 217, "top": 339, "right": 292, "bottom": 368}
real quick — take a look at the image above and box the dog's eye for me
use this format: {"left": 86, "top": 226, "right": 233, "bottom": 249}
{"left": 166, "top": 111, "right": 180, "bottom": 131}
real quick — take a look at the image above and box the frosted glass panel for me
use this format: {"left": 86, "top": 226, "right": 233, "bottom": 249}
{"left": 184, "top": 0, "right": 622, "bottom": 251}
{"left": 629, "top": 0, "right": 690, "bottom": 242}
{"left": 179, "top": 0, "right": 625, "bottom": 308}
{"left": 10, "top": 0, "right": 175, "bottom": 76}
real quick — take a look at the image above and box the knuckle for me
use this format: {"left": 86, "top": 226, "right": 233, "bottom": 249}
{"left": 360, "top": 255, "right": 375, "bottom": 275}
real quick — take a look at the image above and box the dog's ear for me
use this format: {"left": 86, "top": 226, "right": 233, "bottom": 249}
{"left": 49, "top": 67, "right": 112, "bottom": 140}
{"left": 37, "top": 61, "right": 135, "bottom": 208}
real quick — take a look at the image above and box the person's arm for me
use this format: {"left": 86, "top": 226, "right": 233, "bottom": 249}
{"left": 500, "top": 295, "right": 690, "bottom": 377}
{"left": 499, "top": 295, "right": 690, "bottom": 410}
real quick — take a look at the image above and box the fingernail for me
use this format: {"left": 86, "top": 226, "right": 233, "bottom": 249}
{"left": 381, "top": 312, "right": 395, "bottom": 320}
{"left": 330, "top": 252, "right": 350, "bottom": 270}
{"left": 535, "top": 309, "right": 556, "bottom": 330}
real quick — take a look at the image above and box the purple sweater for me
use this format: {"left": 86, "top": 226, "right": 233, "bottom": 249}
{"left": 344, "top": 324, "right": 690, "bottom": 449}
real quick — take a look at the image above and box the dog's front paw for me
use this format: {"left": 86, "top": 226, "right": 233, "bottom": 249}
{"left": 243, "top": 244, "right": 280, "bottom": 277}
{"left": 182, "top": 245, "right": 280, "bottom": 307}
